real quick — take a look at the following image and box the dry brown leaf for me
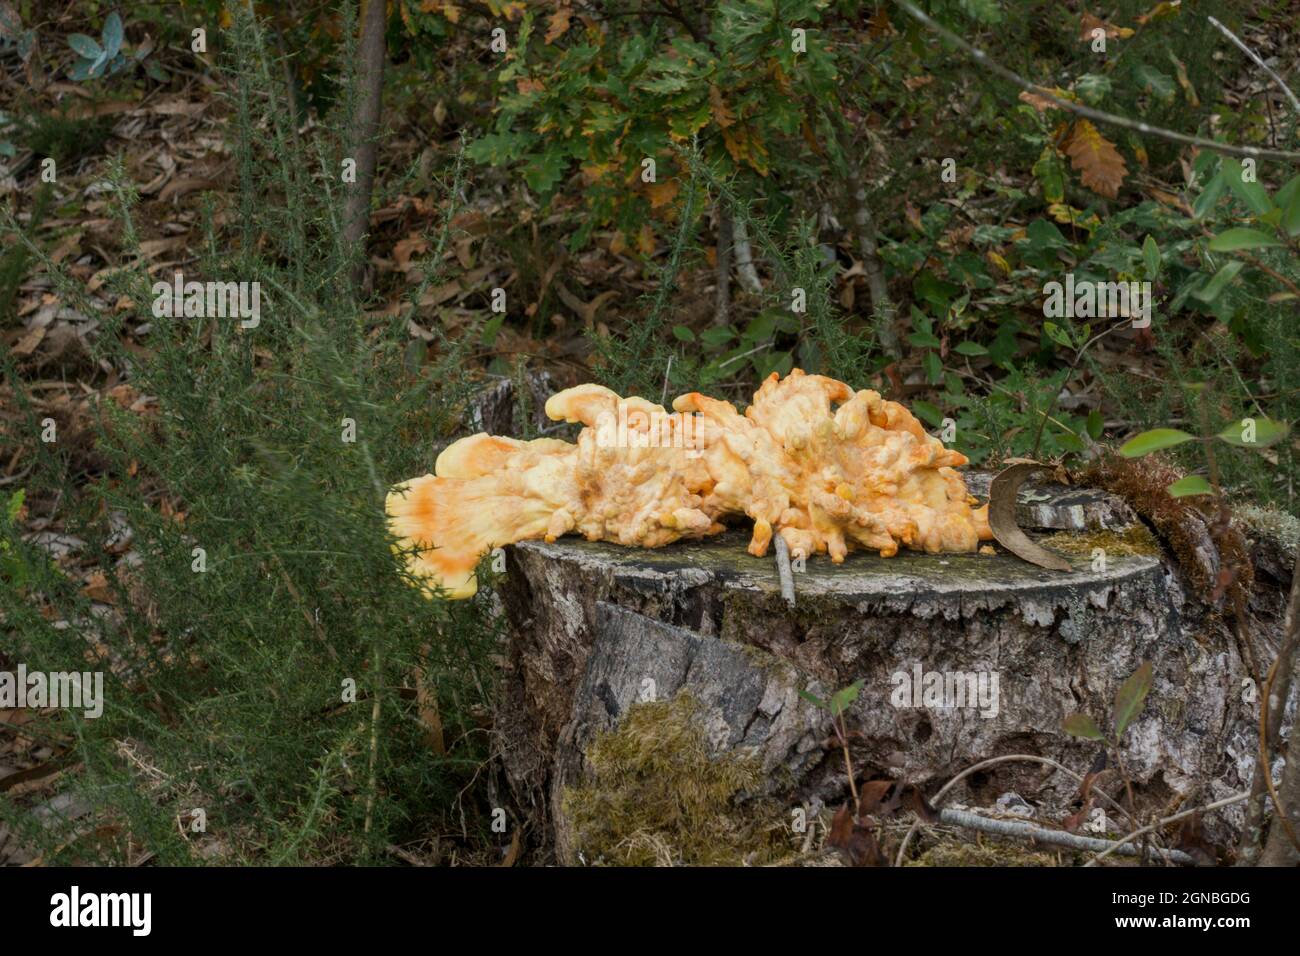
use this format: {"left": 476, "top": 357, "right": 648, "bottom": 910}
{"left": 1064, "top": 119, "right": 1127, "bottom": 199}
{"left": 545, "top": 5, "right": 572, "bottom": 44}
{"left": 498, "top": 829, "right": 521, "bottom": 866}
{"left": 708, "top": 85, "right": 735, "bottom": 128}
{"left": 904, "top": 202, "right": 924, "bottom": 233}
{"left": 81, "top": 571, "right": 116, "bottom": 604}
{"left": 1079, "top": 12, "right": 1134, "bottom": 40}
{"left": 645, "top": 178, "right": 678, "bottom": 208}
{"left": 553, "top": 283, "right": 616, "bottom": 327}
{"left": 988, "top": 463, "right": 1072, "bottom": 572}
{"left": 159, "top": 178, "right": 218, "bottom": 202}
{"left": 1018, "top": 87, "right": 1073, "bottom": 112}
{"left": 1136, "top": 1, "right": 1181, "bottom": 26}
{"left": 393, "top": 234, "right": 429, "bottom": 272}
{"left": 12, "top": 326, "right": 45, "bottom": 357}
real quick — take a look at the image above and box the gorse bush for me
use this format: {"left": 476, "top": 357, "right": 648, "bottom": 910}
{"left": 1, "top": 5, "right": 497, "bottom": 864}
{"left": 4, "top": 0, "right": 1300, "bottom": 869}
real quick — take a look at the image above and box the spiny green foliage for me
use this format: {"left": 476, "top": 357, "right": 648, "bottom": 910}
{"left": 0, "top": 5, "right": 496, "bottom": 865}
{"left": 562, "top": 692, "right": 791, "bottom": 866}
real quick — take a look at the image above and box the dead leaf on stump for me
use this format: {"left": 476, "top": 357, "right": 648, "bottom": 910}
{"left": 988, "top": 462, "right": 1072, "bottom": 571}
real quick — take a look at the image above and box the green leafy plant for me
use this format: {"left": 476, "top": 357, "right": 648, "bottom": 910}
{"left": 1063, "top": 660, "right": 1154, "bottom": 825}
{"left": 66, "top": 12, "right": 162, "bottom": 82}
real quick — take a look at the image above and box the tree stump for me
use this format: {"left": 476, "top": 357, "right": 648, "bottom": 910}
{"left": 494, "top": 474, "right": 1278, "bottom": 864}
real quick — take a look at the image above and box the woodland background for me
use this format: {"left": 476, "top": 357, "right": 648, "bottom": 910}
{"left": 1, "top": 0, "right": 1300, "bottom": 865}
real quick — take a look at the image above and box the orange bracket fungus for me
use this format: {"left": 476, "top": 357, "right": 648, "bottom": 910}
{"left": 387, "top": 370, "right": 993, "bottom": 598}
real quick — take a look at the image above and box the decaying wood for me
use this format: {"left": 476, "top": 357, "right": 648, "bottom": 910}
{"left": 494, "top": 473, "right": 1294, "bottom": 863}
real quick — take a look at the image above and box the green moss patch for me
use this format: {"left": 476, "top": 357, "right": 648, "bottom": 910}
{"left": 562, "top": 692, "right": 792, "bottom": 866}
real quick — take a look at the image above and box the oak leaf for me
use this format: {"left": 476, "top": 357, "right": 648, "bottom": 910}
{"left": 708, "top": 85, "right": 735, "bottom": 128}
{"left": 1064, "top": 119, "right": 1127, "bottom": 198}
{"left": 544, "top": 5, "right": 571, "bottom": 44}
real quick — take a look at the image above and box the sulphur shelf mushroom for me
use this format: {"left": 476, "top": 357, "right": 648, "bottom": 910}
{"left": 387, "top": 369, "right": 993, "bottom": 599}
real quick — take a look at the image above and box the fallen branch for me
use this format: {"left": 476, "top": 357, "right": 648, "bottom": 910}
{"left": 938, "top": 808, "right": 1196, "bottom": 865}
{"left": 895, "top": 753, "right": 1151, "bottom": 866}
{"left": 894, "top": 0, "right": 1300, "bottom": 163}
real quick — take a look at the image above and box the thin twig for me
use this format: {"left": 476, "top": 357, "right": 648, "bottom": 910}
{"left": 774, "top": 534, "right": 796, "bottom": 608}
{"left": 1207, "top": 16, "right": 1300, "bottom": 118}
{"left": 894, "top": 0, "right": 1300, "bottom": 163}
{"left": 1085, "top": 791, "right": 1250, "bottom": 866}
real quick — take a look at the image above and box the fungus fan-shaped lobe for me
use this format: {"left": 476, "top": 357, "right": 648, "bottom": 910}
{"left": 387, "top": 369, "right": 992, "bottom": 598}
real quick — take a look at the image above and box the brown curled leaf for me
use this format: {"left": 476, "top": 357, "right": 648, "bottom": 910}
{"left": 988, "top": 462, "right": 1072, "bottom": 571}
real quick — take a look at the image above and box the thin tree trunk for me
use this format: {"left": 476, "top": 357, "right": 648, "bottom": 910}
{"left": 847, "top": 164, "right": 900, "bottom": 359}
{"left": 731, "top": 216, "right": 762, "bottom": 294}
{"left": 714, "top": 201, "right": 733, "bottom": 327}
{"left": 343, "top": 0, "right": 388, "bottom": 291}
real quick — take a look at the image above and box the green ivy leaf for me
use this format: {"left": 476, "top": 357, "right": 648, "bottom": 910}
{"left": 1207, "top": 227, "right": 1283, "bottom": 252}
{"left": 1192, "top": 170, "right": 1226, "bottom": 220}
{"left": 1042, "top": 322, "right": 1072, "bottom": 349}
{"left": 797, "top": 689, "right": 827, "bottom": 710}
{"left": 1216, "top": 417, "right": 1290, "bottom": 448}
{"left": 671, "top": 325, "right": 695, "bottom": 342}
{"left": 1167, "top": 475, "right": 1213, "bottom": 497}
{"left": 1142, "top": 235, "right": 1160, "bottom": 279}
{"left": 1221, "top": 158, "right": 1273, "bottom": 216}
{"left": 1193, "top": 260, "right": 1244, "bottom": 303}
{"left": 1113, "top": 661, "right": 1153, "bottom": 738}
{"left": 829, "top": 679, "right": 864, "bottom": 717}
{"left": 1032, "top": 147, "right": 1066, "bottom": 204}
{"left": 699, "top": 326, "right": 733, "bottom": 349}
{"left": 1063, "top": 713, "right": 1105, "bottom": 740}
{"left": 1086, "top": 409, "right": 1104, "bottom": 440}
{"left": 912, "top": 400, "right": 944, "bottom": 427}
{"left": 1118, "top": 428, "right": 1197, "bottom": 457}
{"left": 922, "top": 350, "right": 943, "bottom": 384}
{"left": 1283, "top": 186, "right": 1300, "bottom": 238}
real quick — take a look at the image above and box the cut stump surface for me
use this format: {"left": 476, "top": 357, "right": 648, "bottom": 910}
{"left": 494, "top": 475, "right": 1271, "bottom": 863}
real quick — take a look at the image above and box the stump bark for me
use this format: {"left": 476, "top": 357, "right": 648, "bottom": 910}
{"left": 495, "top": 474, "right": 1290, "bottom": 864}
